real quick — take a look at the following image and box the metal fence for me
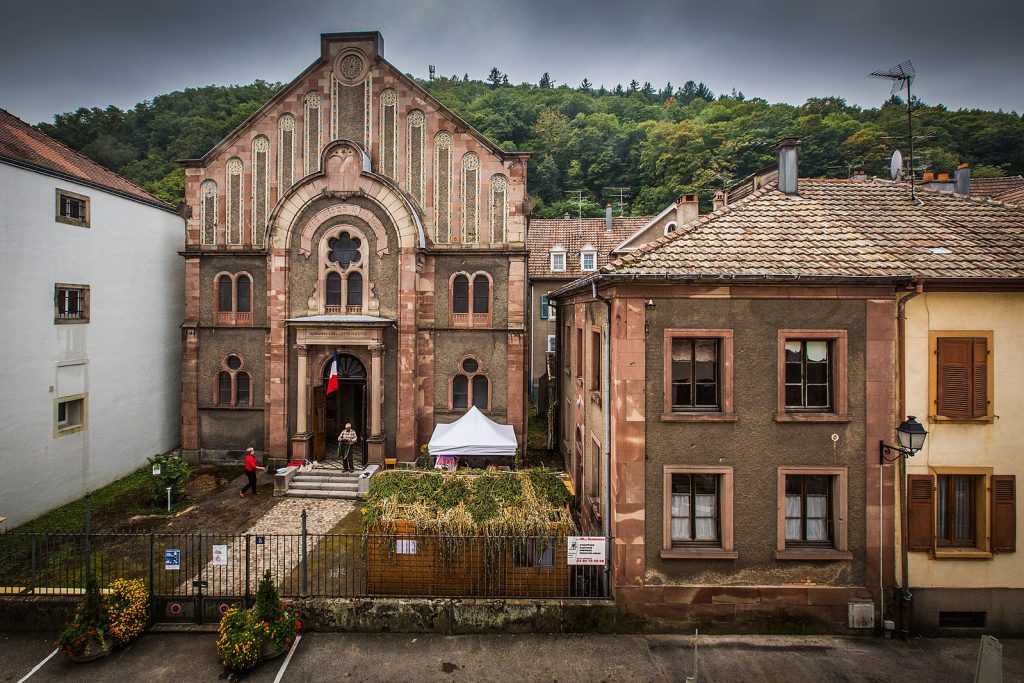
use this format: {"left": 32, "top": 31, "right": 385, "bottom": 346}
{"left": 0, "top": 527, "right": 608, "bottom": 622}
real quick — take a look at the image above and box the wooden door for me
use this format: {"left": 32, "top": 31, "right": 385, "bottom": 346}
{"left": 313, "top": 385, "right": 326, "bottom": 459}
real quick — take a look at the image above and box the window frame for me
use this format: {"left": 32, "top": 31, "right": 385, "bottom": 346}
{"left": 550, "top": 247, "right": 566, "bottom": 272}
{"left": 54, "top": 283, "right": 90, "bottom": 324}
{"left": 513, "top": 537, "right": 556, "bottom": 568}
{"left": 661, "top": 466, "right": 736, "bottom": 559}
{"left": 214, "top": 272, "right": 255, "bottom": 325}
{"left": 662, "top": 329, "right": 735, "bottom": 422}
{"left": 580, "top": 249, "right": 597, "bottom": 272}
{"left": 449, "top": 356, "right": 490, "bottom": 411}
{"left": 930, "top": 467, "right": 994, "bottom": 558}
{"left": 318, "top": 226, "right": 368, "bottom": 315}
{"left": 775, "top": 329, "right": 849, "bottom": 423}
{"left": 929, "top": 331, "right": 994, "bottom": 423}
{"left": 53, "top": 393, "right": 88, "bottom": 437}
{"left": 55, "top": 188, "right": 90, "bottom": 228}
{"left": 213, "top": 354, "right": 254, "bottom": 407}
{"left": 589, "top": 327, "right": 602, "bottom": 396}
{"left": 448, "top": 271, "right": 493, "bottom": 328}
{"left": 776, "top": 467, "right": 851, "bottom": 560}
{"left": 547, "top": 334, "right": 557, "bottom": 354}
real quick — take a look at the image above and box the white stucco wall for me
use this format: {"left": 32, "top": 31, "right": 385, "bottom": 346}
{"left": 0, "top": 163, "right": 184, "bottom": 528}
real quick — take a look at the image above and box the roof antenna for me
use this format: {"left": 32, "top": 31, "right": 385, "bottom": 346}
{"left": 565, "top": 189, "right": 586, "bottom": 238}
{"left": 868, "top": 60, "right": 917, "bottom": 200}
{"left": 604, "top": 187, "right": 630, "bottom": 217}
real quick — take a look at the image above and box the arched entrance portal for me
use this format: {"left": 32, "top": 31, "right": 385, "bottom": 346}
{"left": 316, "top": 354, "right": 367, "bottom": 462}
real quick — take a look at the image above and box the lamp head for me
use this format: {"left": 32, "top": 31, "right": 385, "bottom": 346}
{"left": 896, "top": 416, "right": 928, "bottom": 452}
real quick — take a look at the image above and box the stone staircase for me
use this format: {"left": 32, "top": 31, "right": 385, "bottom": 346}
{"left": 285, "top": 464, "right": 363, "bottom": 500}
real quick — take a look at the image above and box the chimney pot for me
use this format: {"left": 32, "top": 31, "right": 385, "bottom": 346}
{"left": 605, "top": 203, "right": 613, "bottom": 231}
{"left": 563, "top": 212, "right": 571, "bottom": 221}
{"left": 937, "top": 172, "right": 950, "bottom": 182}
{"left": 954, "top": 163, "right": 971, "bottom": 196}
{"left": 922, "top": 172, "right": 935, "bottom": 182}
{"left": 775, "top": 138, "right": 800, "bottom": 195}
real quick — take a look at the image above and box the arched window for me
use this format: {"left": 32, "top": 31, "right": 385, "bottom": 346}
{"left": 346, "top": 272, "right": 363, "bottom": 308}
{"left": 215, "top": 354, "right": 254, "bottom": 407}
{"left": 218, "top": 372, "right": 232, "bottom": 405}
{"left": 304, "top": 91, "right": 322, "bottom": 176}
{"left": 236, "top": 275, "right": 251, "bottom": 313}
{"left": 406, "top": 110, "right": 425, "bottom": 206}
{"left": 326, "top": 272, "right": 342, "bottom": 306}
{"left": 452, "top": 275, "right": 469, "bottom": 314}
{"left": 214, "top": 272, "right": 254, "bottom": 324}
{"left": 251, "top": 136, "right": 269, "bottom": 246}
{"left": 489, "top": 174, "right": 508, "bottom": 243}
{"left": 434, "top": 132, "right": 453, "bottom": 243}
{"left": 452, "top": 375, "right": 469, "bottom": 409}
{"left": 278, "top": 114, "right": 295, "bottom": 191}
{"left": 217, "top": 276, "right": 233, "bottom": 313}
{"left": 664, "top": 221, "right": 678, "bottom": 235}
{"left": 236, "top": 372, "right": 250, "bottom": 405}
{"left": 200, "top": 180, "right": 217, "bottom": 246}
{"left": 379, "top": 89, "right": 398, "bottom": 180}
{"left": 472, "top": 275, "right": 489, "bottom": 313}
{"left": 472, "top": 375, "right": 489, "bottom": 410}
{"left": 461, "top": 152, "right": 480, "bottom": 243}
{"left": 226, "top": 158, "right": 244, "bottom": 245}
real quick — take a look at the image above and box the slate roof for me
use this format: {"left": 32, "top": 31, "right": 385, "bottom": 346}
{"left": 0, "top": 108, "right": 173, "bottom": 210}
{"left": 971, "top": 175, "right": 1024, "bottom": 200}
{"left": 552, "top": 179, "right": 1024, "bottom": 293}
{"left": 527, "top": 216, "right": 652, "bottom": 279}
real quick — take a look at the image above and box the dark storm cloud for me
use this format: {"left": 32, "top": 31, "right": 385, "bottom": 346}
{"left": 2, "top": 0, "right": 1022, "bottom": 124}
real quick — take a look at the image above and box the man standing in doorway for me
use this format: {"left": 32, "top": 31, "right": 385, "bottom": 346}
{"left": 338, "top": 423, "right": 358, "bottom": 472}
{"left": 239, "top": 447, "right": 266, "bottom": 498}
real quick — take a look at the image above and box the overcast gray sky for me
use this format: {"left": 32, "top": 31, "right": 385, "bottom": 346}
{"left": 2, "top": 0, "right": 1022, "bottom": 125}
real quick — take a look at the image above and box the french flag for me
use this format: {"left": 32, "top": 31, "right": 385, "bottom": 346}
{"left": 326, "top": 351, "right": 340, "bottom": 394}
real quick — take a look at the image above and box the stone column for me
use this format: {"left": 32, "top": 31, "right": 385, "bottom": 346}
{"left": 291, "top": 344, "right": 311, "bottom": 461}
{"left": 367, "top": 342, "right": 386, "bottom": 463}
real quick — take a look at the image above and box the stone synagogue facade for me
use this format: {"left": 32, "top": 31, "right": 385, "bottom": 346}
{"left": 179, "top": 32, "right": 529, "bottom": 466}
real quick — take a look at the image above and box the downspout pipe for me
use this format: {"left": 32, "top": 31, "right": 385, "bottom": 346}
{"left": 895, "top": 281, "right": 923, "bottom": 640}
{"left": 593, "top": 279, "right": 613, "bottom": 596}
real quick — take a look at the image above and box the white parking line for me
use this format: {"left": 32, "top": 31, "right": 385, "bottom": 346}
{"left": 273, "top": 634, "right": 302, "bottom": 683}
{"left": 17, "top": 648, "right": 59, "bottom": 683}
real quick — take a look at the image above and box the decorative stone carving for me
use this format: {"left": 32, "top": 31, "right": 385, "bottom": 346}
{"left": 340, "top": 54, "right": 363, "bottom": 80}
{"left": 279, "top": 114, "right": 295, "bottom": 191}
{"left": 226, "top": 158, "right": 244, "bottom": 245}
{"left": 200, "top": 180, "right": 217, "bottom": 246}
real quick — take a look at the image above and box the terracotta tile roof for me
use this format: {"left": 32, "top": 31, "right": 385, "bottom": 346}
{"left": 527, "top": 215, "right": 652, "bottom": 278}
{"left": 971, "top": 175, "right": 1024, "bottom": 200}
{"left": 592, "top": 178, "right": 1024, "bottom": 282}
{"left": 0, "top": 108, "right": 173, "bottom": 210}
{"left": 998, "top": 186, "right": 1024, "bottom": 206}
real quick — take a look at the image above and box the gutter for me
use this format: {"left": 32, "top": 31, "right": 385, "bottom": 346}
{"left": 592, "top": 280, "right": 614, "bottom": 597}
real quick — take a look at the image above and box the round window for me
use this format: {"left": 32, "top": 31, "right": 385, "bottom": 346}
{"left": 462, "top": 358, "right": 478, "bottom": 373}
{"left": 226, "top": 355, "right": 242, "bottom": 370}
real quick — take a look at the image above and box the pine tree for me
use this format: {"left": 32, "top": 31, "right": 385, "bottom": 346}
{"left": 539, "top": 72, "right": 553, "bottom": 89}
{"left": 580, "top": 78, "right": 592, "bottom": 92}
{"left": 486, "top": 67, "right": 504, "bottom": 88}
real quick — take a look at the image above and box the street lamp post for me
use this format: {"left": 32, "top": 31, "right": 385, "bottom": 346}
{"left": 879, "top": 416, "right": 928, "bottom": 642}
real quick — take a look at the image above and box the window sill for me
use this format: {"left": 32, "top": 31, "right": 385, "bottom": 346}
{"left": 661, "top": 549, "right": 738, "bottom": 560}
{"left": 774, "top": 412, "right": 852, "bottom": 423}
{"left": 661, "top": 412, "right": 738, "bottom": 423}
{"left": 933, "top": 549, "right": 992, "bottom": 560}
{"left": 54, "top": 318, "right": 89, "bottom": 325}
{"left": 928, "top": 415, "right": 995, "bottom": 425}
{"left": 55, "top": 216, "right": 89, "bottom": 228}
{"left": 775, "top": 549, "right": 853, "bottom": 561}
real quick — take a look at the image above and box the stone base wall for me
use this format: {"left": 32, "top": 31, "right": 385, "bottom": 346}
{"left": 911, "top": 587, "right": 1024, "bottom": 636}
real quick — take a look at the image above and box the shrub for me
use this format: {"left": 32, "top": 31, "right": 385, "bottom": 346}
{"left": 56, "top": 575, "right": 111, "bottom": 658}
{"left": 147, "top": 453, "right": 191, "bottom": 505}
{"left": 106, "top": 578, "right": 148, "bottom": 645}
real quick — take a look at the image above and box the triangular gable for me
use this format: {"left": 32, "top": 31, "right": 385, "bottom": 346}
{"left": 612, "top": 201, "right": 676, "bottom": 253}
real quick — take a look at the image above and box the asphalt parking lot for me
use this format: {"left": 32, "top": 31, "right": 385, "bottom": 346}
{"left": 2, "top": 631, "right": 1022, "bottom": 682}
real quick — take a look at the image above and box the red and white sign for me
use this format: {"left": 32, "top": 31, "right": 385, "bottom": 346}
{"left": 567, "top": 536, "right": 606, "bottom": 565}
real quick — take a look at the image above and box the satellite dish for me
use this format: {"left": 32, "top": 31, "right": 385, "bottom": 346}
{"left": 890, "top": 150, "right": 903, "bottom": 181}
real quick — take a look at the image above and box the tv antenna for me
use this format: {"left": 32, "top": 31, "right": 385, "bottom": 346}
{"left": 604, "top": 187, "right": 630, "bottom": 216}
{"left": 868, "top": 59, "right": 917, "bottom": 199}
{"left": 428, "top": 64, "right": 436, "bottom": 81}
{"left": 564, "top": 190, "right": 586, "bottom": 221}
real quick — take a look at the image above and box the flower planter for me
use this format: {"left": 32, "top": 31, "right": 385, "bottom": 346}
{"left": 261, "top": 638, "right": 288, "bottom": 661}
{"left": 65, "top": 637, "right": 112, "bottom": 663}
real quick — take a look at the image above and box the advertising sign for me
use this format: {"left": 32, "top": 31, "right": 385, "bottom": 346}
{"left": 567, "top": 536, "right": 606, "bottom": 565}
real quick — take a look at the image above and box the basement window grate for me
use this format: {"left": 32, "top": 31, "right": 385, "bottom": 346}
{"left": 938, "top": 611, "right": 986, "bottom": 628}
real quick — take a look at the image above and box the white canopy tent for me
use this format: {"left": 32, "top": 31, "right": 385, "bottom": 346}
{"left": 427, "top": 406, "right": 518, "bottom": 457}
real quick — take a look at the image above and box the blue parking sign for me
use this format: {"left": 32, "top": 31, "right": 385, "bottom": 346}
{"left": 255, "top": 535, "right": 265, "bottom": 545}
{"left": 165, "top": 549, "right": 181, "bottom": 570}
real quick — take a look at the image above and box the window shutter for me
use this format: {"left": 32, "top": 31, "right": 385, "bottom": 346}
{"left": 540, "top": 294, "right": 549, "bottom": 320}
{"left": 991, "top": 475, "right": 1016, "bottom": 553}
{"left": 936, "top": 338, "right": 971, "bottom": 418}
{"left": 972, "top": 338, "right": 989, "bottom": 418}
{"left": 907, "top": 475, "right": 935, "bottom": 552}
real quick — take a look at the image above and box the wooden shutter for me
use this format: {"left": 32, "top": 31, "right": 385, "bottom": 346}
{"left": 540, "top": 294, "right": 549, "bottom": 320}
{"left": 971, "top": 338, "right": 989, "bottom": 418}
{"left": 991, "top": 475, "right": 1016, "bottom": 553}
{"left": 907, "top": 475, "right": 935, "bottom": 552}
{"left": 936, "top": 338, "right": 971, "bottom": 418}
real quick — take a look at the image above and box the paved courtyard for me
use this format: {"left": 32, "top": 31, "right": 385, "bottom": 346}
{"left": 3, "top": 631, "right": 1021, "bottom": 682}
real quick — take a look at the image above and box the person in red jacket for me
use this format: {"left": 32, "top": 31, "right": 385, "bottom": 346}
{"left": 239, "top": 447, "right": 266, "bottom": 498}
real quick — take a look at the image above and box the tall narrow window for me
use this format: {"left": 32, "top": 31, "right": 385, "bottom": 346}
{"left": 434, "top": 132, "right": 453, "bottom": 243}
{"left": 218, "top": 276, "right": 233, "bottom": 312}
{"left": 218, "top": 372, "right": 232, "bottom": 405}
{"left": 936, "top": 474, "right": 981, "bottom": 547}
{"left": 251, "top": 135, "right": 269, "bottom": 246}
{"left": 452, "top": 375, "right": 468, "bottom": 409}
{"left": 326, "top": 272, "right": 342, "bottom": 306}
{"left": 489, "top": 174, "right": 508, "bottom": 243}
{"left": 461, "top": 152, "right": 480, "bottom": 243}
{"left": 226, "top": 158, "right": 243, "bottom": 245}
{"left": 452, "top": 275, "right": 469, "bottom": 314}
{"left": 346, "top": 272, "right": 363, "bottom": 309}
{"left": 671, "top": 339, "right": 720, "bottom": 411}
{"left": 278, "top": 114, "right": 295, "bottom": 191}
{"left": 670, "top": 473, "right": 720, "bottom": 546}
{"left": 304, "top": 91, "right": 322, "bottom": 176}
{"left": 784, "top": 475, "right": 833, "bottom": 546}
{"left": 236, "top": 275, "right": 251, "bottom": 313}
{"left": 472, "top": 275, "right": 489, "bottom": 313}
{"left": 935, "top": 337, "right": 990, "bottom": 419}
{"left": 236, "top": 373, "right": 251, "bottom": 406}
{"left": 379, "top": 89, "right": 398, "bottom": 180}
{"left": 406, "top": 110, "right": 425, "bottom": 206}
{"left": 200, "top": 180, "right": 217, "bottom": 245}
{"left": 784, "top": 340, "right": 831, "bottom": 410}
{"left": 472, "top": 375, "right": 489, "bottom": 410}
{"left": 590, "top": 330, "right": 602, "bottom": 392}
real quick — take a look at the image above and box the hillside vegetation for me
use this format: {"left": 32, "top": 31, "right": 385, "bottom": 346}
{"left": 37, "top": 73, "right": 1024, "bottom": 216}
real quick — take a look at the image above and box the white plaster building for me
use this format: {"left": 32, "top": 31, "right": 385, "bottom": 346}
{"left": 0, "top": 109, "right": 184, "bottom": 528}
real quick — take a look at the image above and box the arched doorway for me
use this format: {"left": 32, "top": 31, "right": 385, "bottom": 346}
{"left": 316, "top": 353, "right": 367, "bottom": 462}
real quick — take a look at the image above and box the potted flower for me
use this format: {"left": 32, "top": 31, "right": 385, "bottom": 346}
{"left": 106, "top": 578, "right": 148, "bottom": 646}
{"left": 216, "top": 571, "right": 299, "bottom": 673}
{"left": 56, "top": 576, "right": 112, "bottom": 662}
{"left": 216, "top": 607, "right": 262, "bottom": 672}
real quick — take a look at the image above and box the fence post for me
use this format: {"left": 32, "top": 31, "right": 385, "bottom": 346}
{"left": 30, "top": 536, "right": 37, "bottom": 593}
{"left": 300, "top": 509, "right": 308, "bottom": 598}
{"left": 148, "top": 533, "right": 155, "bottom": 622}
{"left": 84, "top": 493, "right": 91, "bottom": 586}
{"left": 245, "top": 534, "right": 251, "bottom": 607}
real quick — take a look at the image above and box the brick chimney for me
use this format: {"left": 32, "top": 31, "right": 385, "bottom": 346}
{"left": 776, "top": 138, "right": 800, "bottom": 195}
{"left": 955, "top": 163, "right": 971, "bottom": 196}
{"left": 605, "top": 203, "right": 613, "bottom": 231}
{"left": 675, "top": 194, "right": 699, "bottom": 226}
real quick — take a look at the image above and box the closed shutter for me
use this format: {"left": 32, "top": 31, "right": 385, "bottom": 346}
{"left": 972, "top": 338, "right": 989, "bottom": 418}
{"left": 540, "top": 293, "right": 549, "bottom": 320}
{"left": 991, "top": 475, "right": 1016, "bottom": 553}
{"left": 907, "top": 474, "right": 935, "bottom": 552}
{"left": 936, "top": 338, "right": 971, "bottom": 418}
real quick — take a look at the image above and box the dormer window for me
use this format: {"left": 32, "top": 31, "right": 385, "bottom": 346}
{"left": 550, "top": 245, "right": 566, "bottom": 272}
{"left": 580, "top": 245, "right": 597, "bottom": 272}
{"left": 664, "top": 221, "right": 678, "bottom": 235}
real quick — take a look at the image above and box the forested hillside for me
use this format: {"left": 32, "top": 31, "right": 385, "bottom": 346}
{"left": 37, "top": 73, "right": 1024, "bottom": 217}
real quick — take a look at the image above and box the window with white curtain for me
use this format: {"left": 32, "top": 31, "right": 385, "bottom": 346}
{"left": 785, "top": 475, "right": 833, "bottom": 546}
{"left": 669, "top": 473, "right": 719, "bottom": 547}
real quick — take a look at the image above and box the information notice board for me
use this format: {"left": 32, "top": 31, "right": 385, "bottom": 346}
{"left": 567, "top": 536, "right": 606, "bottom": 565}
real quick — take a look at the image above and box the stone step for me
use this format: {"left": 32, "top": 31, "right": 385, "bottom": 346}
{"left": 289, "top": 481, "right": 359, "bottom": 492}
{"left": 285, "top": 489, "right": 359, "bottom": 500}
{"left": 292, "top": 474, "right": 361, "bottom": 484}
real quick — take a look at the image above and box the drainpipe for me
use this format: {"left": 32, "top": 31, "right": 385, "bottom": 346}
{"left": 895, "top": 281, "right": 923, "bottom": 640}
{"left": 592, "top": 279, "right": 613, "bottom": 596}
